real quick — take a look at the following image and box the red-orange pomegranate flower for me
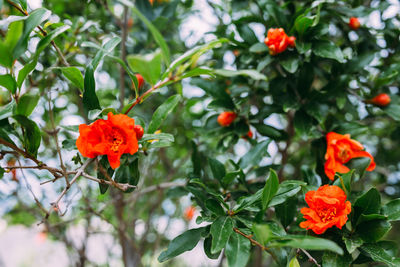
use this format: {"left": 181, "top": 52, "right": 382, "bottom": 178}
{"left": 264, "top": 28, "right": 296, "bottom": 55}
{"left": 349, "top": 17, "right": 361, "bottom": 30}
{"left": 217, "top": 111, "right": 237, "bottom": 127}
{"left": 184, "top": 206, "right": 196, "bottom": 221}
{"left": 324, "top": 132, "right": 375, "bottom": 180}
{"left": 76, "top": 112, "right": 139, "bottom": 169}
{"left": 300, "top": 185, "right": 352, "bottom": 234}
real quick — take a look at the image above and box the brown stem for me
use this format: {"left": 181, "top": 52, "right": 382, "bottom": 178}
{"left": 124, "top": 77, "right": 174, "bottom": 115}
{"left": 299, "top": 248, "right": 321, "bottom": 267}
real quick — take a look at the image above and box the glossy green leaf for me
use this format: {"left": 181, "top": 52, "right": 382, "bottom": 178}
{"left": 0, "top": 74, "right": 17, "bottom": 94}
{"left": 322, "top": 251, "right": 352, "bottom": 267}
{"left": 249, "top": 43, "right": 268, "bottom": 53}
{"left": 213, "top": 69, "right": 267, "bottom": 81}
{"left": 114, "top": 157, "right": 139, "bottom": 193}
{"left": 333, "top": 170, "right": 354, "bottom": 195}
{"left": 158, "top": 227, "right": 206, "bottom": 262}
{"left": 253, "top": 124, "right": 286, "bottom": 140}
{"left": 209, "top": 158, "right": 226, "bottom": 181}
{"left": 295, "top": 15, "right": 314, "bottom": 35}
{"left": 262, "top": 169, "right": 279, "bottom": 209}
{"left": 353, "top": 187, "right": 381, "bottom": 221}
{"left": 239, "top": 140, "right": 271, "bottom": 168}
{"left": 343, "top": 235, "right": 363, "bottom": 254}
{"left": 313, "top": 41, "right": 345, "bottom": 63}
{"left": 288, "top": 257, "right": 300, "bottom": 267}
{"left": 280, "top": 56, "right": 299, "bottom": 73}
{"left": 147, "top": 94, "right": 181, "bottom": 133}
{"left": 203, "top": 236, "right": 221, "bottom": 259}
{"left": 127, "top": 51, "right": 162, "bottom": 86}
{"left": 382, "top": 198, "right": 400, "bottom": 221}
{"left": 91, "top": 37, "right": 121, "bottom": 70}
{"left": 97, "top": 156, "right": 114, "bottom": 194}
{"left": 268, "top": 180, "right": 305, "bottom": 207}
{"left": 357, "top": 219, "right": 391, "bottom": 242}
{"left": 252, "top": 224, "right": 272, "bottom": 246}
{"left": 270, "top": 235, "right": 343, "bottom": 255}
{"left": 16, "top": 93, "right": 40, "bottom": 116}
{"left": 13, "top": 8, "right": 51, "bottom": 60}
{"left": 275, "top": 197, "right": 297, "bottom": 228}
{"left": 13, "top": 115, "right": 41, "bottom": 157}
{"left": 0, "top": 100, "right": 16, "bottom": 120}
{"left": 360, "top": 243, "right": 400, "bottom": 267}
{"left": 0, "top": 21, "right": 23, "bottom": 67}
{"left": 225, "top": 232, "right": 251, "bottom": 267}
{"left": 210, "top": 216, "right": 233, "bottom": 253}
{"left": 205, "top": 199, "right": 225, "bottom": 216}
{"left": 83, "top": 65, "right": 100, "bottom": 111}
{"left": 234, "top": 189, "right": 263, "bottom": 213}
{"left": 60, "top": 67, "right": 84, "bottom": 91}
{"left": 161, "top": 38, "right": 228, "bottom": 79}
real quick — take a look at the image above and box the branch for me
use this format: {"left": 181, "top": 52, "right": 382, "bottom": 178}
{"left": 81, "top": 172, "right": 136, "bottom": 191}
{"left": 124, "top": 76, "right": 174, "bottom": 115}
{"left": 5, "top": 0, "right": 69, "bottom": 66}
{"left": 233, "top": 228, "right": 278, "bottom": 262}
{"left": 299, "top": 248, "right": 321, "bottom": 267}
{"left": 44, "top": 158, "right": 95, "bottom": 220}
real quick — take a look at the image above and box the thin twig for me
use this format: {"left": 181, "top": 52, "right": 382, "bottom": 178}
{"left": 124, "top": 77, "right": 174, "bottom": 115}
{"left": 81, "top": 172, "right": 136, "bottom": 191}
{"left": 299, "top": 248, "right": 321, "bottom": 267}
{"left": 233, "top": 228, "right": 278, "bottom": 262}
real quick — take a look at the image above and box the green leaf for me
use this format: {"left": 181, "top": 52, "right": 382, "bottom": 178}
{"left": 360, "top": 243, "right": 400, "bottom": 267}
{"left": 91, "top": 37, "right": 121, "bottom": 70}
{"left": 0, "top": 21, "right": 23, "bottom": 67}
{"left": 114, "top": 157, "right": 140, "bottom": 193}
{"left": 270, "top": 235, "right": 343, "bottom": 255}
{"left": 295, "top": 15, "right": 314, "bottom": 35}
{"left": 203, "top": 236, "right": 221, "bottom": 259}
{"left": 238, "top": 24, "right": 258, "bottom": 44}
{"left": 61, "top": 139, "right": 76, "bottom": 151}
{"left": 280, "top": 56, "right": 299, "bottom": 73}
{"left": 253, "top": 124, "right": 286, "bottom": 140}
{"left": 384, "top": 95, "right": 400, "bottom": 121}
{"left": 211, "top": 216, "right": 233, "bottom": 253}
{"left": 252, "top": 224, "right": 272, "bottom": 246}
{"left": 225, "top": 232, "right": 251, "bottom": 267}
{"left": 333, "top": 170, "right": 354, "bottom": 195}
{"left": 140, "top": 133, "right": 174, "bottom": 143}
{"left": 97, "top": 156, "right": 114, "bottom": 194}
{"left": 322, "top": 251, "right": 352, "bottom": 267}
{"left": 181, "top": 68, "right": 216, "bottom": 79}
{"left": 13, "top": 8, "right": 51, "bottom": 60}
{"left": 268, "top": 180, "right": 305, "bottom": 207}
{"left": 0, "top": 74, "right": 17, "bottom": 94}
{"left": 275, "top": 197, "right": 297, "bottom": 228}
{"left": 208, "top": 158, "right": 226, "bottom": 181}
{"left": 382, "top": 198, "right": 400, "bottom": 221}
{"left": 239, "top": 140, "right": 271, "bottom": 169}
{"left": 353, "top": 187, "right": 381, "bottom": 221}
{"left": 357, "top": 219, "right": 391, "bottom": 242}
{"left": 213, "top": 69, "right": 267, "bottom": 81}
{"left": 83, "top": 65, "right": 100, "bottom": 111}
{"left": 0, "top": 166, "right": 4, "bottom": 179}
{"left": 343, "top": 235, "right": 363, "bottom": 254}
{"left": 357, "top": 214, "right": 387, "bottom": 224}
{"left": 158, "top": 227, "right": 205, "bottom": 262}
{"left": 234, "top": 189, "right": 263, "bottom": 213}
{"left": 127, "top": 51, "right": 162, "bottom": 86}
{"left": 60, "top": 67, "right": 84, "bottom": 91}
{"left": 288, "top": 257, "right": 300, "bottom": 267}
{"left": 261, "top": 169, "right": 279, "bottom": 209}
{"left": 13, "top": 115, "right": 41, "bottom": 157}
{"left": 249, "top": 43, "right": 268, "bottom": 53}
{"left": 161, "top": 38, "right": 228, "bottom": 80}
{"left": 313, "top": 41, "right": 345, "bottom": 63}
{"left": 0, "top": 100, "right": 16, "bottom": 120}
{"left": 205, "top": 199, "right": 225, "bottom": 216}
{"left": 127, "top": 3, "right": 170, "bottom": 64}
{"left": 16, "top": 92, "right": 40, "bottom": 116}
{"left": 147, "top": 94, "right": 181, "bottom": 133}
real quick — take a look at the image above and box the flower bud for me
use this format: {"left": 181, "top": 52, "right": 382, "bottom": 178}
{"left": 134, "top": 125, "right": 144, "bottom": 140}
{"left": 133, "top": 74, "right": 144, "bottom": 90}
{"left": 264, "top": 28, "right": 296, "bottom": 55}
{"left": 217, "top": 111, "right": 237, "bottom": 127}
{"left": 184, "top": 206, "right": 196, "bottom": 221}
{"left": 368, "top": 93, "right": 391, "bottom": 107}
{"left": 349, "top": 17, "right": 360, "bottom": 30}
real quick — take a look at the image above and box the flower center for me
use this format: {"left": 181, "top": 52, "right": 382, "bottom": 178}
{"left": 336, "top": 143, "right": 351, "bottom": 163}
{"left": 108, "top": 129, "right": 124, "bottom": 153}
{"left": 318, "top": 207, "right": 337, "bottom": 222}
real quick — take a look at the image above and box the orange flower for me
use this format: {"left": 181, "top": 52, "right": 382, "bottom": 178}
{"left": 76, "top": 112, "right": 139, "bottom": 169}
{"left": 300, "top": 185, "right": 352, "bottom": 234}
{"left": 184, "top": 206, "right": 196, "bottom": 221}
{"left": 264, "top": 28, "right": 296, "bottom": 55}
{"left": 324, "top": 132, "right": 375, "bottom": 180}
{"left": 134, "top": 125, "right": 144, "bottom": 140}
{"left": 349, "top": 17, "right": 360, "bottom": 30}
{"left": 217, "top": 111, "right": 237, "bottom": 127}
{"left": 367, "top": 93, "right": 391, "bottom": 107}
{"left": 242, "top": 130, "right": 253, "bottom": 139}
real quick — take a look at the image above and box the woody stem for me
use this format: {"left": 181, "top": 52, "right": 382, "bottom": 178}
{"left": 299, "top": 248, "right": 321, "bottom": 267}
